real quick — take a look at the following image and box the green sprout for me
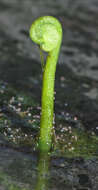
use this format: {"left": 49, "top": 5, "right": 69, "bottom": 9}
{"left": 30, "top": 16, "right": 62, "bottom": 152}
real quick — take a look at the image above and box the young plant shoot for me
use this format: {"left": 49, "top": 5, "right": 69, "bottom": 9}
{"left": 30, "top": 16, "right": 62, "bottom": 152}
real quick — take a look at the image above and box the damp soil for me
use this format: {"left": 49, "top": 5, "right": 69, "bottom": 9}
{"left": 0, "top": 0, "right": 98, "bottom": 189}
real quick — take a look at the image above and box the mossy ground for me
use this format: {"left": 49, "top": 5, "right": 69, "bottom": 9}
{"left": 0, "top": 81, "right": 40, "bottom": 150}
{"left": 0, "top": 81, "right": 98, "bottom": 158}
{"left": 53, "top": 127, "right": 98, "bottom": 158}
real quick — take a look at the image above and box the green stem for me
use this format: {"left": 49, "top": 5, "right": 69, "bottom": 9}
{"left": 39, "top": 47, "right": 60, "bottom": 151}
{"left": 35, "top": 152, "right": 50, "bottom": 190}
{"left": 29, "top": 16, "right": 62, "bottom": 152}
